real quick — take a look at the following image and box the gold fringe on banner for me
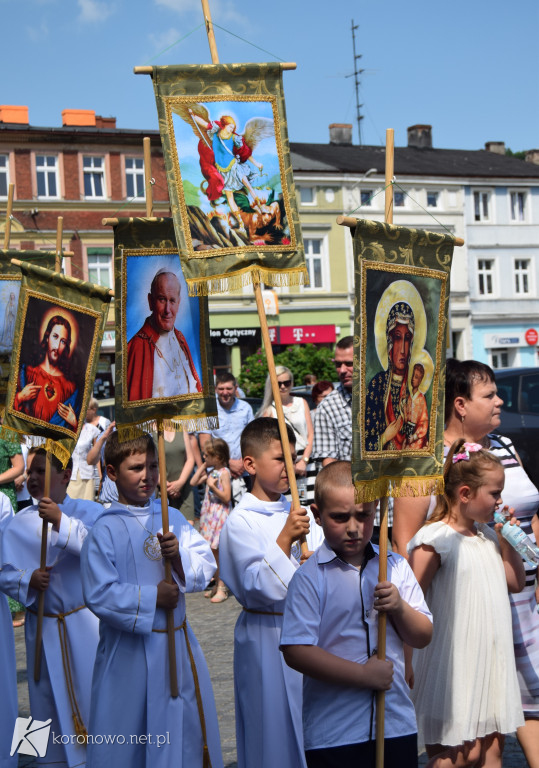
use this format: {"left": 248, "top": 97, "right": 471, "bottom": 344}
{"left": 186, "top": 264, "right": 309, "bottom": 297}
{"left": 355, "top": 474, "right": 445, "bottom": 504}
{"left": 116, "top": 416, "right": 220, "bottom": 444}
{"left": 0, "top": 426, "right": 71, "bottom": 468}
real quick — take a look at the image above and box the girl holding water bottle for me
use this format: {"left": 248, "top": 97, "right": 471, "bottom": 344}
{"left": 408, "top": 440, "right": 525, "bottom": 767}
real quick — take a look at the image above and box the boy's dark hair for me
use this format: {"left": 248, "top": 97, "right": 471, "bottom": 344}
{"left": 445, "top": 358, "right": 495, "bottom": 423}
{"left": 104, "top": 431, "right": 157, "bottom": 470}
{"left": 241, "top": 417, "right": 295, "bottom": 458}
{"left": 215, "top": 372, "right": 236, "bottom": 387}
{"left": 28, "top": 447, "right": 73, "bottom": 473}
{"left": 314, "top": 460, "right": 353, "bottom": 510}
{"left": 336, "top": 335, "right": 353, "bottom": 351}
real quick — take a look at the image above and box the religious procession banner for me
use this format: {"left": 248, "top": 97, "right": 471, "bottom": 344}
{"left": 151, "top": 63, "right": 307, "bottom": 295}
{"left": 0, "top": 250, "right": 56, "bottom": 410}
{"left": 113, "top": 217, "right": 217, "bottom": 438}
{"left": 352, "top": 219, "right": 455, "bottom": 502}
{"left": 3, "top": 262, "right": 112, "bottom": 466}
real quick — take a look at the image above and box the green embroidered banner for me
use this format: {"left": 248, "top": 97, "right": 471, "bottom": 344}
{"left": 0, "top": 250, "right": 56, "bottom": 410}
{"left": 113, "top": 218, "right": 217, "bottom": 439}
{"left": 151, "top": 63, "right": 307, "bottom": 295}
{"left": 352, "top": 219, "right": 455, "bottom": 502}
{"left": 3, "top": 262, "right": 112, "bottom": 466}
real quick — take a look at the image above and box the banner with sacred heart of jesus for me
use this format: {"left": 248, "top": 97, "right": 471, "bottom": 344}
{"left": 0, "top": 250, "right": 56, "bottom": 411}
{"left": 113, "top": 217, "right": 217, "bottom": 440}
{"left": 3, "top": 262, "right": 112, "bottom": 466}
{"left": 352, "top": 219, "right": 455, "bottom": 502}
{"left": 151, "top": 63, "right": 307, "bottom": 295}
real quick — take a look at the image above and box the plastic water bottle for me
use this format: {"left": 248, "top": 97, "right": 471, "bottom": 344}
{"left": 493, "top": 511, "right": 539, "bottom": 565}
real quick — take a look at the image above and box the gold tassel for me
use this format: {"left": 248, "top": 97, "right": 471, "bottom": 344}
{"left": 186, "top": 264, "right": 309, "bottom": 297}
{"left": 116, "top": 416, "right": 219, "bottom": 444}
{"left": 73, "top": 714, "right": 88, "bottom": 743}
{"left": 354, "top": 475, "right": 444, "bottom": 503}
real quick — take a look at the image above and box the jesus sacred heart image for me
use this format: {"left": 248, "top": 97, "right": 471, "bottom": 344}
{"left": 44, "top": 383, "right": 56, "bottom": 401}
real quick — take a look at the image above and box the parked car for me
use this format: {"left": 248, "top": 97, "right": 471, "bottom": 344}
{"left": 494, "top": 367, "right": 539, "bottom": 489}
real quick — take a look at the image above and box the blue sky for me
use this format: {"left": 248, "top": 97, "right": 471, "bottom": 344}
{"left": 1, "top": 0, "right": 538, "bottom": 152}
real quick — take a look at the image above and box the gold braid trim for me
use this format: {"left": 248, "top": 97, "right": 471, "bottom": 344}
{"left": 28, "top": 604, "right": 88, "bottom": 741}
{"left": 0, "top": 427, "right": 71, "bottom": 468}
{"left": 152, "top": 618, "right": 212, "bottom": 768}
{"left": 116, "top": 416, "right": 219, "bottom": 444}
{"left": 186, "top": 264, "right": 309, "bottom": 297}
{"left": 354, "top": 475, "right": 445, "bottom": 504}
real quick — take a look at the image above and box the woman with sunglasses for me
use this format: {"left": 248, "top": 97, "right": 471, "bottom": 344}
{"left": 258, "top": 365, "right": 315, "bottom": 505}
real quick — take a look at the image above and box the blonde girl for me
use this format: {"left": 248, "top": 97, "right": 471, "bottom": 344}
{"left": 191, "top": 437, "right": 232, "bottom": 603}
{"left": 408, "top": 439, "right": 525, "bottom": 767}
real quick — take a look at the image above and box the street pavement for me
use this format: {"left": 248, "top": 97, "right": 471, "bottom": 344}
{"left": 14, "top": 592, "right": 527, "bottom": 767}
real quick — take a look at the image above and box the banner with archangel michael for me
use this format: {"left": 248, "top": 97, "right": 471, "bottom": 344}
{"left": 352, "top": 219, "right": 455, "bottom": 502}
{"left": 2, "top": 262, "right": 112, "bottom": 467}
{"left": 113, "top": 218, "right": 217, "bottom": 440}
{"left": 0, "top": 250, "right": 56, "bottom": 410}
{"left": 151, "top": 63, "right": 307, "bottom": 295}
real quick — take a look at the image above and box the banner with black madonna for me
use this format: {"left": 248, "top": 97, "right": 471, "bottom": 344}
{"left": 3, "top": 261, "right": 112, "bottom": 466}
{"left": 151, "top": 63, "right": 307, "bottom": 295}
{"left": 352, "top": 219, "right": 455, "bottom": 502}
{"left": 113, "top": 217, "right": 217, "bottom": 439}
{"left": 0, "top": 250, "right": 56, "bottom": 410}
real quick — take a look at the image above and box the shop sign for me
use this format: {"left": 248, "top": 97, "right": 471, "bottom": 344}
{"left": 268, "top": 325, "right": 336, "bottom": 345}
{"left": 210, "top": 327, "right": 261, "bottom": 346}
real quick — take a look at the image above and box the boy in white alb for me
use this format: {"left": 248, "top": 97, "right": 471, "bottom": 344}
{"left": 0, "top": 493, "right": 17, "bottom": 768}
{"left": 281, "top": 461, "right": 433, "bottom": 768}
{"left": 0, "top": 448, "right": 102, "bottom": 767}
{"left": 219, "top": 417, "right": 324, "bottom": 768}
{"left": 81, "top": 432, "right": 222, "bottom": 768}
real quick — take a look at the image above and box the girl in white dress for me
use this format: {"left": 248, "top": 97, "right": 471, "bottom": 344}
{"left": 408, "top": 439, "right": 525, "bottom": 767}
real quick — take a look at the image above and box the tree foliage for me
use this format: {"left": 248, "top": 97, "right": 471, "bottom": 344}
{"left": 238, "top": 344, "right": 336, "bottom": 396}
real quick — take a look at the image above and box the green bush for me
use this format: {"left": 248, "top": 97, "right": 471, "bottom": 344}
{"left": 238, "top": 344, "right": 335, "bottom": 397}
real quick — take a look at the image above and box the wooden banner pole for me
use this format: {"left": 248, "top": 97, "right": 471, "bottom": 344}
{"left": 157, "top": 419, "right": 180, "bottom": 698}
{"left": 143, "top": 137, "right": 154, "bottom": 217}
{"left": 199, "top": 0, "right": 307, "bottom": 552}
{"left": 55, "top": 216, "right": 63, "bottom": 273}
{"left": 3, "top": 183, "right": 14, "bottom": 250}
{"left": 34, "top": 451, "right": 52, "bottom": 681}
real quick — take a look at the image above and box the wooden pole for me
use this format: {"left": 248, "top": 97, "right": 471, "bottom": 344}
{"left": 197, "top": 0, "right": 307, "bottom": 552}
{"left": 157, "top": 419, "right": 180, "bottom": 698}
{"left": 55, "top": 216, "right": 63, "bottom": 273}
{"left": 34, "top": 451, "right": 52, "bottom": 681}
{"left": 143, "top": 138, "right": 153, "bottom": 217}
{"left": 3, "top": 183, "right": 14, "bottom": 250}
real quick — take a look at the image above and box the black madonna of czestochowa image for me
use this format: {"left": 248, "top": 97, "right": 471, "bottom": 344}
{"left": 12, "top": 296, "right": 97, "bottom": 433}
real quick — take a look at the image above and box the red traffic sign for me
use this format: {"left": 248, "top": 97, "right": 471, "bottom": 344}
{"left": 525, "top": 328, "right": 538, "bottom": 346}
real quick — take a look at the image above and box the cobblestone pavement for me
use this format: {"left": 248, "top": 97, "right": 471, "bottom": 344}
{"left": 14, "top": 593, "right": 527, "bottom": 767}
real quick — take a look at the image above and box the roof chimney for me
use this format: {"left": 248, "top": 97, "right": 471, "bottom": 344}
{"left": 525, "top": 150, "right": 539, "bottom": 165}
{"left": 407, "top": 124, "right": 432, "bottom": 149}
{"left": 62, "top": 109, "right": 96, "bottom": 127}
{"left": 329, "top": 123, "right": 353, "bottom": 145}
{"left": 95, "top": 115, "right": 117, "bottom": 129}
{"left": 0, "top": 105, "right": 29, "bottom": 124}
{"left": 485, "top": 141, "right": 505, "bottom": 155}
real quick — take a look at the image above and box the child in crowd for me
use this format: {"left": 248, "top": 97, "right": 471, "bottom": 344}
{"left": 191, "top": 437, "right": 232, "bottom": 603}
{"left": 281, "top": 461, "right": 432, "bottom": 768}
{"left": 219, "top": 417, "right": 325, "bottom": 768}
{"left": 408, "top": 440, "right": 525, "bottom": 767}
{"left": 0, "top": 448, "right": 102, "bottom": 768}
{"left": 0, "top": 493, "right": 17, "bottom": 768}
{"left": 81, "top": 432, "right": 223, "bottom": 768}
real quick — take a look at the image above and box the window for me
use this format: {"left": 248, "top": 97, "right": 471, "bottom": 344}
{"left": 491, "top": 349, "right": 509, "bottom": 370}
{"left": 83, "top": 156, "right": 105, "bottom": 199}
{"left": 427, "top": 191, "right": 439, "bottom": 208}
{"left": 514, "top": 259, "right": 531, "bottom": 295}
{"left": 304, "top": 238, "right": 325, "bottom": 289}
{"left": 87, "top": 247, "right": 112, "bottom": 288}
{"left": 510, "top": 191, "right": 526, "bottom": 222}
{"left": 473, "top": 191, "right": 490, "bottom": 222}
{"left": 0, "top": 154, "right": 8, "bottom": 197}
{"left": 36, "top": 155, "right": 58, "bottom": 198}
{"left": 360, "top": 189, "right": 374, "bottom": 206}
{"left": 477, "top": 259, "right": 494, "bottom": 295}
{"left": 299, "top": 186, "right": 315, "bottom": 205}
{"left": 394, "top": 191, "right": 405, "bottom": 207}
{"left": 125, "top": 157, "right": 145, "bottom": 199}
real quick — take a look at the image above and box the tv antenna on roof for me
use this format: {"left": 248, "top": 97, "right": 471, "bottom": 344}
{"left": 347, "top": 19, "right": 364, "bottom": 145}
